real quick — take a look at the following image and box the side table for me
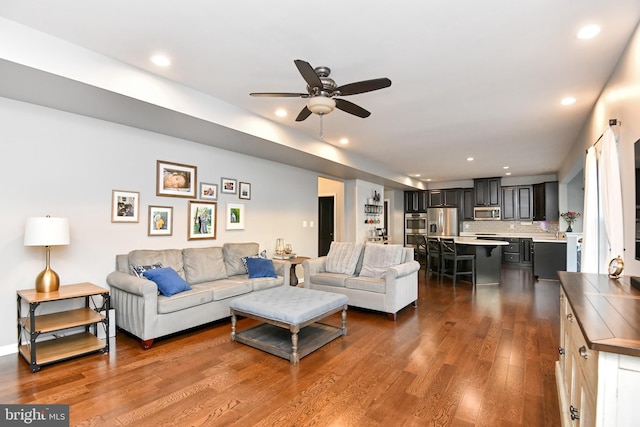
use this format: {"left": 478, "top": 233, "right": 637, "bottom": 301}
{"left": 17, "top": 282, "right": 110, "bottom": 372}
{"left": 286, "top": 256, "right": 309, "bottom": 286}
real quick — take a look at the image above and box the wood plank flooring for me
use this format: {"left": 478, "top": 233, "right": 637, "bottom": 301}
{"left": 0, "top": 265, "right": 561, "bottom": 426}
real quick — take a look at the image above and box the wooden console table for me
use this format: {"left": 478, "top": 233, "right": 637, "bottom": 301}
{"left": 17, "top": 282, "right": 110, "bottom": 372}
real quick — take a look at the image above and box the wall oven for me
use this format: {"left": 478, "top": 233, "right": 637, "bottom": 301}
{"left": 405, "top": 213, "right": 427, "bottom": 247}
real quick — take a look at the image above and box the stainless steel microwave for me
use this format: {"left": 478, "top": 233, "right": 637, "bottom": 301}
{"left": 474, "top": 206, "right": 501, "bottom": 220}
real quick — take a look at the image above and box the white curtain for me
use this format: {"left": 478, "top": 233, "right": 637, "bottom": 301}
{"left": 599, "top": 127, "right": 624, "bottom": 269}
{"left": 581, "top": 146, "right": 599, "bottom": 273}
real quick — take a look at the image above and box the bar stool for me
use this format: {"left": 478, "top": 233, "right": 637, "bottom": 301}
{"left": 426, "top": 237, "right": 442, "bottom": 279}
{"left": 440, "top": 238, "right": 475, "bottom": 286}
{"left": 414, "top": 235, "right": 428, "bottom": 274}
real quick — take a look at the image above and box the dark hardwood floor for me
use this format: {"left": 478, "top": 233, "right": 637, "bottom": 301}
{"left": 0, "top": 264, "right": 561, "bottom": 426}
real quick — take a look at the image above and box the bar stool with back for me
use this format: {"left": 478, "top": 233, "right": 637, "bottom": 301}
{"left": 439, "top": 238, "right": 476, "bottom": 286}
{"left": 426, "top": 237, "right": 442, "bottom": 279}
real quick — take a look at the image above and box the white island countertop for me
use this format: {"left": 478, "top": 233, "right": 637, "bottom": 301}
{"left": 431, "top": 236, "right": 509, "bottom": 246}
{"left": 459, "top": 232, "right": 567, "bottom": 244}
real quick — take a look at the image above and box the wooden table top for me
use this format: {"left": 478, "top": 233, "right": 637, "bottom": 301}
{"left": 17, "top": 282, "right": 108, "bottom": 303}
{"left": 558, "top": 272, "right": 640, "bottom": 357}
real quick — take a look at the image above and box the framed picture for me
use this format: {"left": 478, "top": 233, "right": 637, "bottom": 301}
{"left": 156, "top": 160, "right": 197, "bottom": 198}
{"left": 199, "top": 182, "right": 218, "bottom": 200}
{"left": 239, "top": 182, "right": 251, "bottom": 200}
{"left": 111, "top": 190, "right": 140, "bottom": 223}
{"left": 221, "top": 177, "right": 237, "bottom": 194}
{"left": 148, "top": 206, "right": 173, "bottom": 236}
{"left": 188, "top": 201, "right": 217, "bottom": 240}
{"left": 226, "top": 202, "right": 245, "bottom": 230}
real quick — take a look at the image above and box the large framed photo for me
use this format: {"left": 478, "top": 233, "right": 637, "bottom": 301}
{"left": 239, "top": 182, "right": 251, "bottom": 200}
{"left": 226, "top": 202, "right": 245, "bottom": 230}
{"left": 199, "top": 182, "right": 218, "bottom": 200}
{"left": 157, "top": 160, "right": 197, "bottom": 198}
{"left": 112, "top": 190, "right": 140, "bottom": 223}
{"left": 148, "top": 206, "right": 173, "bottom": 236}
{"left": 221, "top": 177, "right": 237, "bottom": 195}
{"left": 188, "top": 201, "right": 217, "bottom": 240}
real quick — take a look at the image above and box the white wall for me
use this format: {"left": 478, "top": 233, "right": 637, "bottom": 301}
{"left": 559, "top": 22, "right": 640, "bottom": 276}
{"left": 318, "top": 176, "right": 345, "bottom": 242}
{"left": 0, "top": 97, "right": 319, "bottom": 352}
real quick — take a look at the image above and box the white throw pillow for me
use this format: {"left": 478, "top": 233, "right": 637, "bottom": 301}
{"left": 325, "top": 242, "right": 364, "bottom": 275}
{"left": 359, "top": 244, "right": 404, "bottom": 278}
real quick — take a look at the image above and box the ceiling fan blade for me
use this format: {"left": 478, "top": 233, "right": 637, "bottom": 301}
{"left": 249, "top": 92, "right": 308, "bottom": 97}
{"left": 295, "top": 106, "right": 312, "bottom": 122}
{"left": 337, "top": 78, "right": 392, "bottom": 96}
{"left": 335, "top": 99, "right": 371, "bottom": 118}
{"left": 294, "top": 60, "right": 323, "bottom": 91}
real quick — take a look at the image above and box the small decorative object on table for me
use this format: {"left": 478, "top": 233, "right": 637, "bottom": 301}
{"left": 560, "top": 211, "right": 581, "bottom": 232}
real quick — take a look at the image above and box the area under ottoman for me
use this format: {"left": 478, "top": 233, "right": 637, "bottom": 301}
{"left": 229, "top": 286, "right": 348, "bottom": 364}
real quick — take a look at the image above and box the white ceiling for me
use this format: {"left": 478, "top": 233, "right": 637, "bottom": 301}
{"left": 1, "top": 1, "right": 639, "bottom": 185}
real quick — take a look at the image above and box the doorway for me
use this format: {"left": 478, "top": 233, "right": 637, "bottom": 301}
{"left": 318, "top": 196, "right": 335, "bottom": 256}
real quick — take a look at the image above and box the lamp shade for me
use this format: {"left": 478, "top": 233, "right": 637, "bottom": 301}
{"left": 307, "top": 96, "right": 336, "bottom": 115}
{"left": 24, "top": 217, "right": 70, "bottom": 246}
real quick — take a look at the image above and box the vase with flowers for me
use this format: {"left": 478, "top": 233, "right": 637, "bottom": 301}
{"left": 560, "top": 211, "right": 581, "bottom": 232}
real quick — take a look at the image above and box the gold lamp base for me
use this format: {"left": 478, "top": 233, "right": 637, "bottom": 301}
{"left": 35, "top": 266, "right": 60, "bottom": 293}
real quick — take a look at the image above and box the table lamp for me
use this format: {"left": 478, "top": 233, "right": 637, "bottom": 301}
{"left": 24, "top": 216, "right": 70, "bottom": 293}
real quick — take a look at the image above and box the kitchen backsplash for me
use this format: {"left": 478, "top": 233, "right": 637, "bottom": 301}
{"left": 462, "top": 220, "right": 561, "bottom": 234}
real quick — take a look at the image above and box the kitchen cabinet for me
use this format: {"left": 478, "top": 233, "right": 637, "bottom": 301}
{"left": 404, "top": 191, "right": 428, "bottom": 213}
{"left": 521, "top": 238, "right": 533, "bottom": 265}
{"left": 501, "top": 237, "right": 532, "bottom": 265}
{"left": 474, "top": 178, "right": 501, "bottom": 207}
{"left": 502, "top": 185, "right": 533, "bottom": 221}
{"left": 460, "top": 188, "right": 475, "bottom": 221}
{"left": 533, "top": 241, "right": 566, "bottom": 280}
{"left": 557, "top": 273, "right": 640, "bottom": 427}
{"left": 533, "top": 181, "right": 559, "bottom": 221}
{"left": 428, "top": 189, "right": 459, "bottom": 207}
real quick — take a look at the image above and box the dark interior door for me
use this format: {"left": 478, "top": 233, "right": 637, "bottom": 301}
{"left": 318, "top": 196, "right": 335, "bottom": 256}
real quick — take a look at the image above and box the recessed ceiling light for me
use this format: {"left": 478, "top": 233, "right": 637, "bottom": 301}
{"left": 503, "top": 166, "right": 510, "bottom": 169}
{"left": 561, "top": 97, "right": 576, "bottom": 106}
{"left": 150, "top": 54, "right": 171, "bottom": 67}
{"left": 577, "top": 25, "right": 601, "bottom": 40}
{"left": 412, "top": 173, "right": 421, "bottom": 177}
{"left": 339, "top": 138, "right": 349, "bottom": 145}
{"left": 505, "top": 172, "right": 512, "bottom": 176}
{"left": 467, "top": 157, "right": 474, "bottom": 162}
{"left": 275, "top": 109, "right": 287, "bottom": 117}
{"left": 425, "top": 178, "right": 432, "bottom": 182}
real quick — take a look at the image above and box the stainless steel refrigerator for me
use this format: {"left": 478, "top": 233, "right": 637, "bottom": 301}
{"left": 427, "top": 208, "right": 458, "bottom": 237}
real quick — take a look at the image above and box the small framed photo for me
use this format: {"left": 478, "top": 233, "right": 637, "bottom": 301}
{"left": 112, "top": 190, "right": 140, "bottom": 223}
{"left": 226, "top": 202, "right": 245, "bottom": 230}
{"left": 221, "top": 177, "right": 237, "bottom": 195}
{"left": 148, "top": 206, "right": 173, "bottom": 236}
{"left": 188, "top": 201, "right": 217, "bottom": 240}
{"left": 157, "top": 160, "right": 197, "bottom": 198}
{"left": 239, "top": 182, "right": 251, "bottom": 200}
{"left": 199, "top": 182, "right": 218, "bottom": 200}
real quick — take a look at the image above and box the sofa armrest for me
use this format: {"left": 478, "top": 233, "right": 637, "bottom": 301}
{"left": 106, "top": 270, "right": 158, "bottom": 297}
{"left": 271, "top": 259, "right": 291, "bottom": 286}
{"left": 302, "top": 256, "right": 327, "bottom": 287}
{"left": 386, "top": 260, "right": 420, "bottom": 281}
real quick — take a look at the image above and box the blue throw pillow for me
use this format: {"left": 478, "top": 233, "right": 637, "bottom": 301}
{"left": 245, "top": 257, "right": 277, "bottom": 279}
{"left": 143, "top": 267, "right": 191, "bottom": 296}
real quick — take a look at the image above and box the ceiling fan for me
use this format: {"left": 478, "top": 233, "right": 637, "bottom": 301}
{"left": 250, "top": 59, "right": 391, "bottom": 122}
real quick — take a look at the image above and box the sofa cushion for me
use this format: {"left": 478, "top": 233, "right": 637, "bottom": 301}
{"left": 325, "top": 242, "right": 364, "bottom": 275}
{"left": 245, "top": 257, "right": 277, "bottom": 279}
{"left": 309, "top": 273, "right": 350, "bottom": 288}
{"left": 143, "top": 267, "right": 192, "bottom": 297}
{"left": 241, "top": 250, "right": 267, "bottom": 273}
{"left": 250, "top": 277, "right": 284, "bottom": 291}
{"left": 345, "top": 276, "right": 386, "bottom": 294}
{"left": 129, "top": 249, "right": 186, "bottom": 279}
{"left": 204, "top": 279, "right": 253, "bottom": 301}
{"left": 183, "top": 247, "right": 228, "bottom": 285}
{"left": 359, "top": 244, "right": 404, "bottom": 279}
{"left": 131, "top": 262, "right": 163, "bottom": 278}
{"left": 157, "top": 285, "right": 214, "bottom": 314}
{"left": 223, "top": 242, "right": 260, "bottom": 276}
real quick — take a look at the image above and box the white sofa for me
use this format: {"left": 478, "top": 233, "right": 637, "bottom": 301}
{"left": 302, "top": 242, "right": 419, "bottom": 320}
{"left": 106, "top": 242, "right": 289, "bottom": 349}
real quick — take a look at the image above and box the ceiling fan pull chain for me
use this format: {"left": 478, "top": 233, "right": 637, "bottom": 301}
{"left": 319, "top": 113, "right": 324, "bottom": 138}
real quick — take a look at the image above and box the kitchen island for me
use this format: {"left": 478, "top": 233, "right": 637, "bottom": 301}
{"left": 454, "top": 237, "right": 508, "bottom": 285}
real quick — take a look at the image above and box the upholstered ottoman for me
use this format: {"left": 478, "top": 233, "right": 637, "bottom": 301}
{"left": 229, "top": 286, "right": 348, "bottom": 364}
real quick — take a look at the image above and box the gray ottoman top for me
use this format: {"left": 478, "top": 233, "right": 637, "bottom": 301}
{"left": 229, "top": 286, "right": 348, "bottom": 325}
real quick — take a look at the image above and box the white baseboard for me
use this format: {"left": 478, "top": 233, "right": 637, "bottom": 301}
{"left": 0, "top": 343, "right": 17, "bottom": 357}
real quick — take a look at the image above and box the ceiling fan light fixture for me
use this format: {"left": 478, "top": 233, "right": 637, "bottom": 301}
{"left": 307, "top": 97, "right": 336, "bottom": 115}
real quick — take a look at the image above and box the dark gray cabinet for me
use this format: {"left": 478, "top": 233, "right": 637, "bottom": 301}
{"left": 533, "top": 182, "right": 559, "bottom": 221}
{"left": 428, "top": 189, "right": 459, "bottom": 207}
{"left": 502, "top": 185, "right": 533, "bottom": 221}
{"left": 404, "top": 191, "right": 428, "bottom": 213}
{"left": 474, "top": 178, "right": 501, "bottom": 207}
{"left": 460, "top": 188, "right": 475, "bottom": 220}
{"left": 502, "top": 237, "right": 533, "bottom": 266}
{"left": 533, "top": 241, "right": 566, "bottom": 280}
